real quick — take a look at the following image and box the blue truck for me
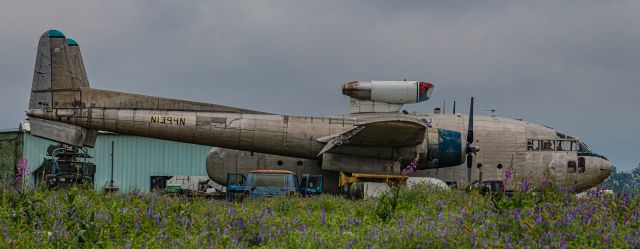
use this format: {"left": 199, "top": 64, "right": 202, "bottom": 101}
{"left": 226, "top": 170, "right": 323, "bottom": 200}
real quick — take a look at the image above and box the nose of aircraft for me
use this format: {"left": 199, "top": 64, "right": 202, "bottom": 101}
{"left": 597, "top": 157, "right": 613, "bottom": 182}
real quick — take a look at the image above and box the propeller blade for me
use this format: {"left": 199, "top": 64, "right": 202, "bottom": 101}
{"left": 467, "top": 97, "right": 474, "bottom": 144}
{"left": 465, "top": 96, "right": 476, "bottom": 184}
{"left": 467, "top": 154, "right": 473, "bottom": 183}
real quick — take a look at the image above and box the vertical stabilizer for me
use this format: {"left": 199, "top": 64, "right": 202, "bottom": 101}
{"left": 65, "top": 38, "right": 90, "bottom": 88}
{"left": 29, "top": 30, "right": 90, "bottom": 110}
{"left": 28, "top": 30, "right": 96, "bottom": 147}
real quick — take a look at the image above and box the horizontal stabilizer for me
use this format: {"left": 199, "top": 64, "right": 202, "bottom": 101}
{"left": 29, "top": 118, "right": 97, "bottom": 147}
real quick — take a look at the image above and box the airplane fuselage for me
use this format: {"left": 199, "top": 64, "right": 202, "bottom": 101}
{"left": 203, "top": 112, "right": 612, "bottom": 193}
{"left": 28, "top": 102, "right": 611, "bottom": 193}
{"left": 25, "top": 30, "right": 612, "bottom": 194}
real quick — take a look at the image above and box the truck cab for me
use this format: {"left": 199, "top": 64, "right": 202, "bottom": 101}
{"left": 226, "top": 170, "right": 323, "bottom": 199}
{"left": 225, "top": 173, "right": 247, "bottom": 200}
{"left": 299, "top": 174, "right": 323, "bottom": 197}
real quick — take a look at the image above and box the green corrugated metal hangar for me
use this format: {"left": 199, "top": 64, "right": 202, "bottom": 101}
{"left": 0, "top": 121, "right": 211, "bottom": 192}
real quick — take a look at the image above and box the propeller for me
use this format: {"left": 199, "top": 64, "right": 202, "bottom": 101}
{"left": 466, "top": 97, "right": 480, "bottom": 184}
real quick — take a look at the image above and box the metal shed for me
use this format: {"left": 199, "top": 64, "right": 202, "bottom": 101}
{"left": 2, "top": 121, "right": 211, "bottom": 192}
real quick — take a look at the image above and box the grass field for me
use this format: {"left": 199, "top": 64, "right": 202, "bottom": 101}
{"left": 1, "top": 183, "right": 638, "bottom": 248}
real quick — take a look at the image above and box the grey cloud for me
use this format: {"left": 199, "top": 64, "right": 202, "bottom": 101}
{"left": 0, "top": 0, "right": 638, "bottom": 169}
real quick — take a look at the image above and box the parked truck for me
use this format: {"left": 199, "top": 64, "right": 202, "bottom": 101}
{"left": 226, "top": 170, "right": 323, "bottom": 200}
{"left": 224, "top": 170, "right": 451, "bottom": 200}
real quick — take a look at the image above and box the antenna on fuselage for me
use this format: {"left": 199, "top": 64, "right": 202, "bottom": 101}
{"left": 443, "top": 100, "right": 446, "bottom": 114}
{"left": 453, "top": 101, "right": 456, "bottom": 113}
{"left": 483, "top": 109, "right": 496, "bottom": 116}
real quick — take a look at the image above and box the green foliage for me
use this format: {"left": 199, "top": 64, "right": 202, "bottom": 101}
{"left": 602, "top": 163, "right": 640, "bottom": 193}
{"left": 0, "top": 180, "right": 638, "bottom": 248}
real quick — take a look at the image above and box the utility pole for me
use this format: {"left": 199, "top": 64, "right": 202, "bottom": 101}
{"left": 104, "top": 140, "right": 119, "bottom": 193}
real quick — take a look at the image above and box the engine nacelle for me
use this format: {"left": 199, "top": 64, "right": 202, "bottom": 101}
{"left": 415, "top": 128, "right": 465, "bottom": 170}
{"left": 342, "top": 81, "right": 434, "bottom": 104}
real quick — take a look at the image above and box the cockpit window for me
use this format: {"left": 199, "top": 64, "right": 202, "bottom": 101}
{"left": 542, "top": 140, "right": 555, "bottom": 151}
{"left": 578, "top": 142, "right": 591, "bottom": 153}
{"left": 556, "top": 140, "right": 571, "bottom": 151}
{"left": 570, "top": 141, "right": 578, "bottom": 151}
{"left": 527, "top": 140, "right": 540, "bottom": 150}
{"left": 527, "top": 139, "right": 585, "bottom": 152}
{"left": 578, "top": 157, "right": 585, "bottom": 173}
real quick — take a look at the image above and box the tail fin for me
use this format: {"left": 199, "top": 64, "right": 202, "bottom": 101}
{"left": 29, "top": 29, "right": 89, "bottom": 110}
{"left": 29, "top": 30, "right": 96, "bottom": 147}
{"left": 65, "top": 37, "right": 90, "bottom": 88}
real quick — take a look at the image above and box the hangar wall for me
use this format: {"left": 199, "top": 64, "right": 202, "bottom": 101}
{"left": 0, "top": 131, "right": 22, "bottom": 178}
{"left": 7, "top": 129, "right": 210, "bottom": 192}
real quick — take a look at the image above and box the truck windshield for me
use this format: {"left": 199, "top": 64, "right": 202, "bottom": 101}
{"left": 254, "top": 174, "right": 287, "bottom": 187}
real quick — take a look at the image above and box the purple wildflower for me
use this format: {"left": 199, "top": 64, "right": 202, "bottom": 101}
{"left": 321, "top": 209, "right": 327, "bottom": 224}
{"left": 504, "top": 170, "right": 512, "bottom": 179}
{"left": 520, "top": 180, "right": 530, "bottom": 192}
{"left": 401, "top": 161, "right": 418, "bottom": 175}
{"left": 14, "top": 157, "right": 29, "bottom": 188}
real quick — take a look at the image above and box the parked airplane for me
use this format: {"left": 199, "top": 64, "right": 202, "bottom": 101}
{"left": 25, "top": 30, "right": 611, "bottom": 193}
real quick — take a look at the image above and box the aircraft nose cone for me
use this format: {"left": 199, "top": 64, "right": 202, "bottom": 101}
{"left": 599, "top": 158, "right": 613, "bottom": 181}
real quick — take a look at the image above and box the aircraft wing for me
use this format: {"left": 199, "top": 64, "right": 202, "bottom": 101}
{"left": 316, "top": 119, "right": 427, "bottom": 156}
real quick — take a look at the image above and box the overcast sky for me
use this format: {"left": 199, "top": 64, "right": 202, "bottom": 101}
{"left": 1, "top": 1, "right": 638, "bottom": 170}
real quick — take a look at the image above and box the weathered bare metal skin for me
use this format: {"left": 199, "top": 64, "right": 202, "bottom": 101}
{"left": 26, "top": 30, "right": 612, "bottom": 193}
{"left": 207, "top": 113, "right": 613, "bottom": 193}
{"left": 28, "top": 91, "right": 422, "bottom": 160}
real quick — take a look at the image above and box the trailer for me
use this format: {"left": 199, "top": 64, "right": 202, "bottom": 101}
{"left": 338, "top": 172, "right": 409, "bottom": 199}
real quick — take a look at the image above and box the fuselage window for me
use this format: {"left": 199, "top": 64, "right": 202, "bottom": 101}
{"left": 556, "top": 140, "right": 571, "bottom": 151}
{"left": 542, "top": 140, "right": 555, "bottom": 151}
{"left": 578, "top": 157, "right": 585, "bottom": 173}
{"left": 527, "top": 140, "right": 540, "bottom": 151}
{"left": 570, "top": 141, "right": 578, "bottom": 151}
{"left": 567, "top": 161, "right": 576, "bottom": 173}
